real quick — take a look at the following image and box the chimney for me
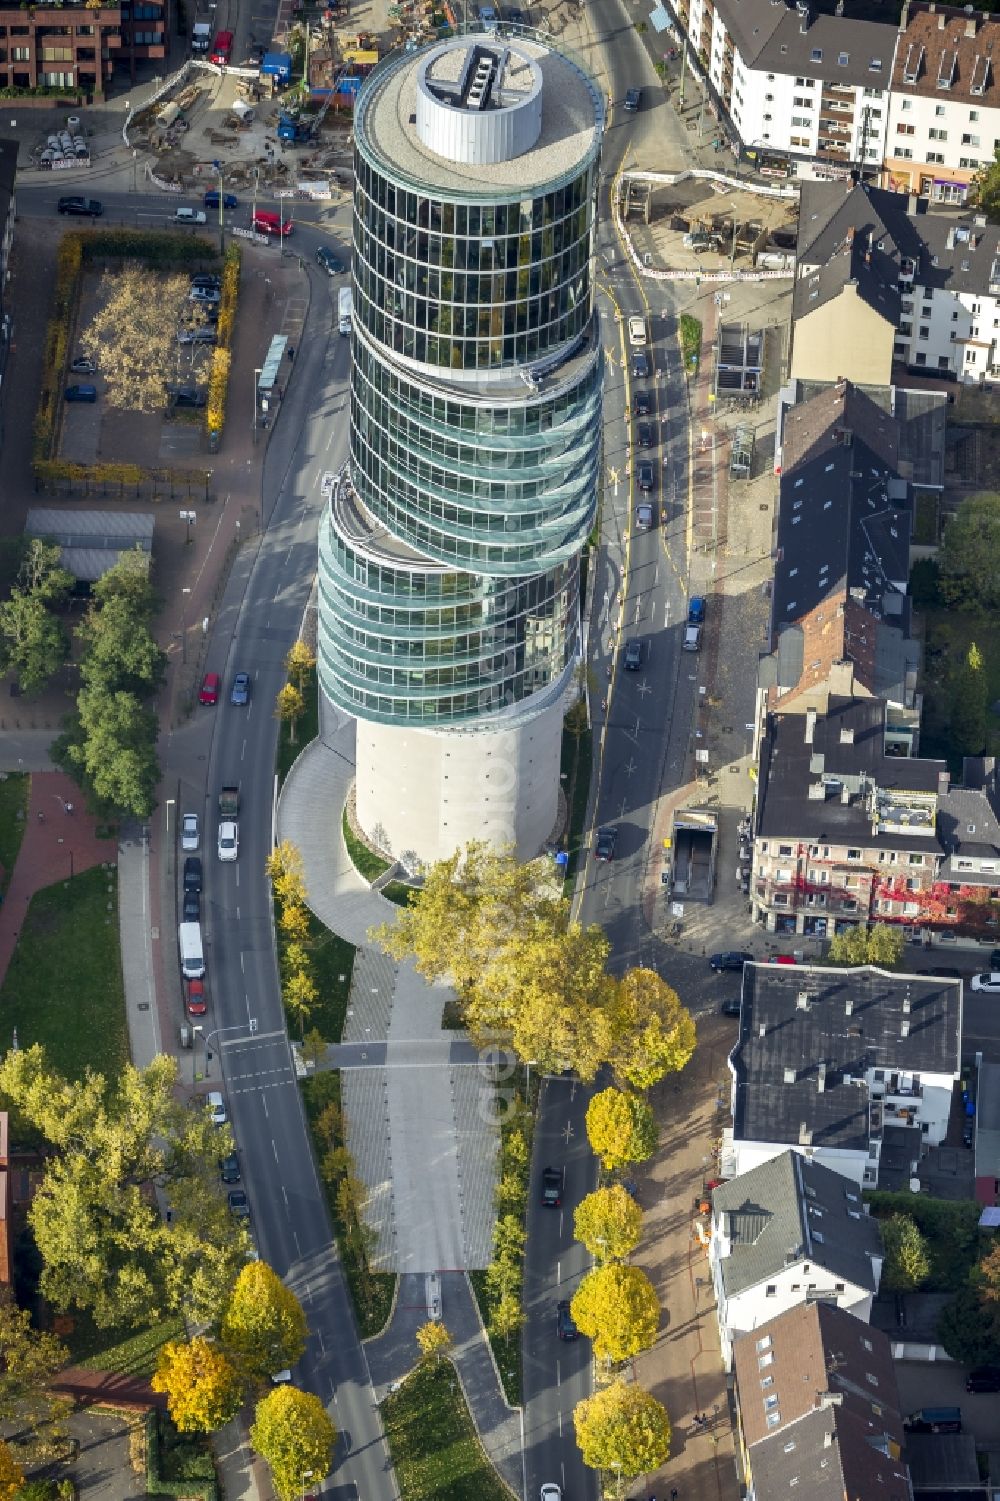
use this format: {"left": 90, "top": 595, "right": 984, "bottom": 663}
{"left": 938, "top": 11, "right": 946, "bottom": 27}
{"left": 805, "top": 708, "right": 818, "bottom": 744}
{"left": 797, "top": 990, "right": 810, "bottom": 1010}
{"left": 966, "top": 15, "right": 977, "bottom": 35}
{"left": 799, "top": 1122, "right": 813, "bottom": 1146}
{"left": 824, "top": 1432, "right": 834, "bottom": 1448}
{"left": 785, "top": 1067, "right": 798, "bottom": 1084}
{"left": 901, "top": 1019, "right": 910, "bottom": 1038}
{"left": 817, "top": 1062, "right": 827, "bottom": 1094}
{"left": 840, "top": 727, "right": 854, "bottom": 744}
{"left": 798, "top": 0, "right": 810, "bottom": 31}
{"left": 938, "top": 769, "right": 951, "bottom": 795}
{"left": 845, "top": 997, "right": 854, "bottom": 1016}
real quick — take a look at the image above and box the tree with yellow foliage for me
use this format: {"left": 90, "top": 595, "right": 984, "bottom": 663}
{"left": 573, "top": 1185, "right": 642, "bottom": 1263}
{"left": 415, "top": 1321, "right": 452, "bottom": 1362}
{"left": 285, "top": 639, "right": 316, "bottom": 689}
{"left": 607, "top": 968, "right": 696, "bottom": 1091}
{"left": 570, "top": 1264, "right": 660, "bottom": 1364}
{"left": 152, "top": 1336, "right": 243, "bottom": 1432}
{"left": 266, "top": 841, "right": 308, "bottom": 909}
{"left": 221, "top": 1262, "right": 308, "bottom": 1383}
{"left": 574, "top": 1380, "right": 671, "bottom": 1476}
{"left": 275, "top": 682, "right": 306, "bottom": 743}
{"left": 250, "top": 1386, "right": 336, "bottom": 1501}
{"left": 0, "top": 1440, "right": 24, "bottom": 1501}
{"left": 585, "top": 1088, "right": 658, "bottom": 1173}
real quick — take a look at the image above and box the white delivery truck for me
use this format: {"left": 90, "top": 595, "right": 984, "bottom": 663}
{"left": 338, "top": 285, "right": 352, "bottom": 336}
{"left": 178, "top": 921, "right": 205, "bottom": 979}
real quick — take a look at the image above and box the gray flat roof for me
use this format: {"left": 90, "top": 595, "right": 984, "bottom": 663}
{"left": 357, "top": 36, "right": 601, "bottom": 196}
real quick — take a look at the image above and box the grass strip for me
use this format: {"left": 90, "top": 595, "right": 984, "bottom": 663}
{"left": 0, "top": 864, "right": 125, "bottom": 1081}
{"left": 341, "top": 806, "right": 391, "bottom": 882}
{"left": 0, "top": 772, "right": 28, "bottom": 895}
{"left": 276, "top": 665, "right": 319, "bottom": 785}
{"left": 381, "top": 1359, "right": 511, "bottom": 1501}
{"left": 64, "top": 1311, "right": 185, "bottom": 1378}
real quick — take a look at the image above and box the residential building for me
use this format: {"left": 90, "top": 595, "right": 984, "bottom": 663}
{"left": 752, "top": 696, "right": 1000, "bottom": 938}
{"left": 884, "top": 2, "right": 1000, "bottom": 207}
{"left": 723, "top": 961, "right": 962, "bottom": 1187}
{"left": 0, "top": 0, "right": 167, "bottom": 95}
{"left": 318, "top": 36, "right": 603, "bottom": 864}
{"left": 761, "top": 378, "right": 920, "bottom": 733}
{"left": 670, "top": 0, "right": 894, "bottom": 178}
{"left": 891, "top": 210, "right": 1000, "bottom": 383}
{"left": 972, "top": 1060, "right": 1000, "bottom": 1209}
{"left": 710, "top": 1150, "right": 884, "bottom": 1369}
{"left": 732, "top": 1302, "right": 909, "bottom": 1500}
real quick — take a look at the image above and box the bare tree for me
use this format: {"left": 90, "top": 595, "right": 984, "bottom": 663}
{"left": 80, "top": 264, "right": 192, "bottom": 413}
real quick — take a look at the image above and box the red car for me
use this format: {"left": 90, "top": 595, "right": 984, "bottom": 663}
{"left": 198, "top": 672, "right": 221, "bottom": 705}
{"left": 186, "top": 978, "right": 207, "bottom": 1016}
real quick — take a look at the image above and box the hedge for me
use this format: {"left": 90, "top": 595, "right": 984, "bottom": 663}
{"left": 205, "top": 243, "right": 241, "bottom": 436}
{"left": 34, "top": 234, "right": 83, "bottom": 465}
{"left": 144, "top": 1411, "right": 218, "bottom": 1501}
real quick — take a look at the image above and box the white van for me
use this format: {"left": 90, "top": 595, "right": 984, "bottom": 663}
{"left": 178, "top": 921, "right": 205, "bottom": 979}
{"left": 628, "top": 315, "right": 647, "bottom": 347}
{"left": 338, "top": 285, "right": 352, "bottom": 336}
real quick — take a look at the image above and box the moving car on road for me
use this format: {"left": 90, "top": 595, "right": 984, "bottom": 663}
{"left": 623, "top": 638, "right": 643, "bottom": 671}
{"left": 204, "top": 190, "right": 238, "bottom": 210}
{"left": 556, "top": 1300, "right": 578, "bottom": 1340}
{"left": 593, "top": 826, "right": 618, "bottom": 861}
{"left": 540, "top": 1165, "right": 563, "bottom": 1207}
{"left": 971, "top": 972, "right": 1000, "bottom": 993}
{"left": 230, "top": 671, "right": 251, "bottom": 706}
{"left": 636, "top": 462, "right": 655, "bottom": 494}
{"left": 217, "top": 821, "right": 239, "bottom": 863}
{"left": 58, "top": 196, "right": 102, "bottom": 216}
{"left": 710, "top": 950, "right": 753, "bottom": 972}
{"left": 316, "top": 245, "right": 346, "bottom": 276}
{"left": 623, "top": 87, "right": 641, "bottom": 111}
{"left": 174, "top": 207, "right": 207, "bottom": 225}
{"left": 632, "top": 350, "right": 649, "bottom": 379}
{"left": 637, "top": 420, "right": 654, "bottom": 448}
{"left": 628, "top": 315, "right": 646, "bottom": 347}
{"left": 633, "top": 389, "right": 652, "bottom": 416}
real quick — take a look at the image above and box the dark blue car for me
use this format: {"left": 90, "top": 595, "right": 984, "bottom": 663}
{"left": 688, "top": 596, "right": 706, "bottom": 623}
{"left": 204, "top": 190, "right": 238, "bottom": 209}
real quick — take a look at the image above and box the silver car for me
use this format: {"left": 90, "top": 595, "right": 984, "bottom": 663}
{"left": 181, "top": 812, "right": 200, "bottom": 852}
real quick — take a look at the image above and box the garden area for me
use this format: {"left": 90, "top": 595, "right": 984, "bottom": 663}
{"left": 381, "top": 1360, "right": 509, "bottom": 1501}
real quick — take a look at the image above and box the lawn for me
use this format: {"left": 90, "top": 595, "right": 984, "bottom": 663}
{"left": 0, "top": 864, "right": 126, "bottom": 1080}
{"left": 342, "top": 806, "right": 391, "bottom": 882}
{"left": 916, "top": 605, "right": 1000, "bottom": 769}
{"left": 381, "top": 1360, "right": 510, "bottom": 1501}
{"left": 64, "top": 1309, "right": 185, "bottom": 1377}
{"left": 301, "top": 1070, "right": 396, "bottom": 1337}
{"left": 0, "top": 771, "right": 28, "bottom": 896}
{"left": 276, "top": 664, "right": 319, "bottom": 785}
{"left": 303, "top": 907, "right": 356, "bottom": 1044}
{"left": 560, "top": 723, "right": 593, "bottom": 895}
{"left": 680, "top": 313, "right": 702, "bottom": 372}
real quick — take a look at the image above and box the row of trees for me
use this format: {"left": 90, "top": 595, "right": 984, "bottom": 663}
{"left": 275, "top": 639, "right": 315, "bottom": 747}
{"left": 373, "top": 843, "right": 697, "bottom": 1085}
{"left": 268, "top": 840, "right": 320, "bottom": 1037}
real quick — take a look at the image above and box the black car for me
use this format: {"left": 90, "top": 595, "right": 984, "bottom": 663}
{"left": 991, "top": 948, "right": 1000, "bottom": 970}
{"left": 636, "top": 459, "right": 655, "bottom": 492}
{"left": 228, "top": 1188, "right": 250, "bottom": 1219}
{"left": 632, "top": 350, "right": 649, "bottom": 379}
{"left": 190, "top": 274, "right": 222, "bottom": 290}
{"left": 220, "top": 1153, "right": 241, "bottom": 1184}
{"left": 624, "top": 87, "right": 641, "bottom": 111}
{"left": 720, "top": 998, "right": 742, "bottom": 1017}
{"left": 556, "top": 1299, "right": 578, "bottom": 1340}
{"left": 926, "top": 965, "right": 962, "bottom": 978}
{"left": 316, "top": 245, "right": 346, "bottom": 276}
{"left": 183, "top": 855, "right": 203, "bottom": 894}
{"left": 168, "top": 386, "right": 207, "bottom": 408}
{"left": 182, "top": 889, "right": 201, "bottom": 922}
{"left": 637, "top": 421, "right": 655, "bottom": 449}
{"left": 623, "top": 638, "right": 643, "bottom": 671}
{"left": 633, "top": 390, "right": 652, "bottom": 417}
{"left": 541, "top": 1165, "right": 563, "bottom": 1207}
{"left": 58, "top": 196, "right": 103, "bottom": 216}
{"left": 710, "top": 950, "right": 753, "bottom": 972}
{"left": 594, "top": 826, "right": 618, "bottom": 861}
{"left": 966, "top": 1365, "right": 1000, "bottom": 1392}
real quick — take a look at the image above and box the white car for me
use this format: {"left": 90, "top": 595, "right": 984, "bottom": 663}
{"left": 218, "top": 820, "right": 239, "bottom": 863}
{"left": 971, "top": 972, "right": 1000, "bottom": 993}
{"left": 682, "top": 623, "right": 702, "bottom": 652}
{"left": 540, "top": 1487, "right": 561, "bottom": 1501}
{"left": 207, "top": 1090, "right": 227, "bottom": 1125}
{"left": 628, "top": 315, "right": 646, "bottom": 347}
{"left": 174, "top": 207, "right": 207, "bottom": 225}
{"left": 181, "top": 812, "right": 199, "bottom": 852}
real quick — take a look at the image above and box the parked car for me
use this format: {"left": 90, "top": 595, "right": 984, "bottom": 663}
{"left": 70, "top": 356, "right": 96, "bottom": 374}
{"left": 168, "top": 386, "right": 207, "bottom": 408}
{"left": 189, "top": 285, "right": 221, "bottom": 304}
{"left": 966, "top": 1366, "right": 1000, "bottom": 1393}
{"left": 182, "top": 889, "right": 200, "bottom": 922}
{"left": 688, "top": 596, "right": 706, "bottom": 623}
{"left": 623, "top": 638, "right": 643, "bottom": 671}
{"left": 904, "top": 1407, "right": 962, "bottom": 1435}
{"left": 204, "top": 190, "right": 238, "bottom": 210}
{"left": 220, "top": 1153, "right": 241, "bottom": 1183}
{"left": 231, "top": 671, "right": 251, "bottom": 706}
{"left": 593, "top": 826, "right": 618, "bottom": 861}
{"left": 682, "top": 623, "right": 702, "bottom": 652}
{"left": 627, "top": 315, "right": 646, "bottom": 347}
{"left": 177, "top": 328, "right": 218, "bottom": 346}
{"left": 185, "top": 978, "right": 207, "bottom": 1017}
{"left": 174, "top": 207, "right": 208, "bottom": 225}
{"left": 632, "top": 350, "right": 649, "bottom": 379}
{"left": 556, "top": 1300, "right": 578, "bottom": 1340}
{"left": 623, "top": 87, "right": 641, "bottom": 111}
{"left": 540, "top": 1165, "right": 563, "bottom": 1207}
{"left": 199, "top": 672, "right": 221, "bottom": 705}
{"left": 720, "top": 998, "right": 742, "bottom": 1017}
{"left": 316, "top": 245, "right": 346, "bottom": 276}
{"left": 181, "top": 812, "right": 200, "bottom": 852}
{"left": 636, "top": 462, "right": 655, "bottom": 494}
{"left": 64, "top": 384, "right": 97, "bottom": 403}
{"left": 57, "top": 196, "right": 102, "bottom": 216}
{"left": 190, "top": 274, "right": 222, "bottom": 289}
{"left": 710, "top": 950, "right": 753, "bottom": 972}
{"left": 633, "top": 390, "right": 651, "bottom": 416}
{"left": 183, "top": 856, "right": 203, "bottom": 893}
{"left": 228, "top": 1188, "right": 250, "bottom": 1219}
{"left": 540, "top": 1486, "right": 562, "bottom": 1501}
{"left": 207, "top": 1090, "right": 227, "bottom": 1125}
{"left": 637, "top": 420, "right": 654, "bottom": 448}
{"left": 217, "top": 820, "right": 239, "bottom": 863}
{"left": 991, "top": 947, "right": 1000, "bottom": 970}
{"left": 971, "top": 972, "right": 1000, "bottom": 993}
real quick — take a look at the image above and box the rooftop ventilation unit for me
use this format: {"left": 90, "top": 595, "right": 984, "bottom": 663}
{"left": 785, "top": 1067, "right": 798, "bottom": 1084}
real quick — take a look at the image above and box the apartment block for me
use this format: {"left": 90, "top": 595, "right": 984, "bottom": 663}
{"left": 0, "top": 0, "right": 168, "bottom": 96}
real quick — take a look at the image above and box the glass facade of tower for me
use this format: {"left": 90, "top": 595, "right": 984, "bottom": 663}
{"left": 318, "top": 35, "right": 604, "bottom": 730}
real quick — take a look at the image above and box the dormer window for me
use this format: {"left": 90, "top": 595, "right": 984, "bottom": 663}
{"left": 838, "top": 51, "right": 849, "bottom": 65}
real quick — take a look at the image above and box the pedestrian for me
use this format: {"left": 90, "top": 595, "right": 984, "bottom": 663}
{"left": 37, "top": 809, "right": 43, "bottom": 823}
{"left": 65, "top": 801, "right": 74, "bottom": 815}
{"left": 671, "top": 1490, "right": 679, "bottom": 1501}
{"left": 287, "top": 345, "right": 295, "bottom": 361}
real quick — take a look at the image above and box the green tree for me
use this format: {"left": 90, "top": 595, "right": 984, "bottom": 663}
{"left": 250, "top": 1386, "right": 336, "bottom": 1501}
{"left": 17, "top": 540, "right": 72, "bottom": 602}
{"left": 0, "top": 1293, "right": 70, "bottom": 1461}
{"left": 951, "top": 641, "right": 989, "bottom": 757}
{"left": 573, "top": 1185, "right": 642, "bottom": 1263}
{"left": 415, "top": 1321, "right": 452, "bottom": 1362}
{"left": 488, "top": 1293, "right": 524, "bottom": 1341}
{"left": 937, "top": 1283, "right": 1000, "bottom": 1367}
{"left": 570, "top": 1264, "right": 660, "bottom": 1364}
{"left": 585, "top": 1088, "right": 657, "bottom": 1173}
{"left": 607, "top": 968, "right": 696, "bottom": 1090}
{"left": 827, "top": 922, "right": 904, "bottom": 969}
{"left": 939, "top": 491, "right": 1000, "bottom": 611}
{"left": 0, "top": 592, "right": 69, "bottom": 695}
{"left": 974, "top": 147, "right": 1000, "bottom": 221}
{"left": 0, "top": 1048, "right": 247, "bottom": 1329}
{"left": 573, "top": 1380, "right": 671, "bottom": 1476}
{"left": 221, "top": 1262, "right": 308, "bottom": 1382}
{"left": 283, "top": 968, "right": 317, "bottom": 1036}
{"left": 301, "top": 1028, "right": 327, "bottom": 1070}
{"left": 275, "top": 682, "right": 305, "bottom": 743}
{"left": 881, "top": 1214, "right": 931, "bottom": 1293}
{"left": 151, "top": 1337, "right": 243, "bottom": 1433}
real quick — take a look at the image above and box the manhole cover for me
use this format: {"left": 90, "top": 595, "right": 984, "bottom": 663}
{"left": 137, "top": 1003, "right": 150, "bottom": 1012}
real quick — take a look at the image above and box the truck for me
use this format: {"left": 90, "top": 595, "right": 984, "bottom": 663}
{"left": 191, "top": 21, "right": 211, "bottom": 51}
{"left": 665, "top": 806, "right": 718, "bottom": 902}
{"left": 277, "top": 112, "right": 313, "bottom": 143}
{"left": 219, "top": 785, "right": 239, "bottom": 819}
{"left": 261, "top": 50, "right": 293, "bottom": 84}
{"left": 338, "top": 285, "right": 352, "bottom": 336}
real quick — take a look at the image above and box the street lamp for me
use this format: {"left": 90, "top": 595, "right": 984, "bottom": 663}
{"left": 165, "top": 797, "right": 175, "bottom": 836}
{"left": 212, "top": 157, "right": 226, "bottom": 254}
{"left": 181, "top": 587, "right": 191, "bottom": 665}
{"left": 277, "top": 190, "right": 294, "bottom": 257}
{"left": 300, "top": 1471, "right": 314, "bottom": 1501}
{"left": 180, "top": 508, "right": 197, "bottom": 545}
{"left": 253, "top": 367, "right": 262, "bottom": 443}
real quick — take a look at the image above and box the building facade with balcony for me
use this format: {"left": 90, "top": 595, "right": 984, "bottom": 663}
{"left": 724, "top": 962, "right": 961, "bottom": 1188}
{"left": 0, "top": 5, "right": 126, "bottom": 96}
{"left": 317, "top": 34, "right": 604, "bottom": 867}
{"left": 884, "top": 2, "right": 1000, "bottom": 207}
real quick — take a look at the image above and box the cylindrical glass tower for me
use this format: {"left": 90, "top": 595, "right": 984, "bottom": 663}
{"left": 318, "top": 31, "right": 604, "bottom": 867}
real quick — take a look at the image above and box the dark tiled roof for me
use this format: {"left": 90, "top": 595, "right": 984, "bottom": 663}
{"left": 713, "top": 1150, "right": 883, "bottom": 1298}
{"left": 732, "top": 963, "right": 962, "bottom": 1153}
{"left": 891, "top": 3, "right": 1000, "bottom": 110}
{"left": 749, "top": 1403, "right": 911, "bottom": 1501}
{"left": 733, "top": 1302, "right": 905, "bottom": 1450}
{"left": 752, "top": 8, "right": 898, "bottom": 87}
{"left": 794, "top": 182, "right": 927, "bottom": 321}
{"left": 756, "top": 695, "right": 947, "bottom": 846}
